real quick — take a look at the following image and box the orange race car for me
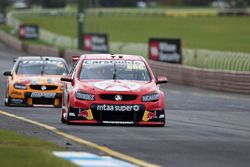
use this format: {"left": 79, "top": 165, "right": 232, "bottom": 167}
{"left": 3, "top": 56, "right": 69, "bottom": 107}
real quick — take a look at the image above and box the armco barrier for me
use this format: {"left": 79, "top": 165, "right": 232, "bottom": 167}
{"left": 0, "top": 31, "right": 22, "bottom": 51}
{"left": 1, "top": 30, "right": 250, "bottom": 94}
{"left": 0, "top": 30, "right": 59, "bottom": 57}
{"left": 26, "top": 44, "right": 59, "bottom": 57}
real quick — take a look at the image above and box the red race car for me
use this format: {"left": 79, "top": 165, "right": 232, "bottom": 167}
{"left": 61, "top": 54, "right": 167, "bottom": 126}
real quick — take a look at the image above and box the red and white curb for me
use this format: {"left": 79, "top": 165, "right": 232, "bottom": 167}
{"left": 53, "top": 151, "right": 138, "bottom": 167}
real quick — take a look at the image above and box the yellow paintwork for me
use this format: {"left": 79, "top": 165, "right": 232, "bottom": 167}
{"left": 7, "top": 73, "right": 63, "bottom": 107}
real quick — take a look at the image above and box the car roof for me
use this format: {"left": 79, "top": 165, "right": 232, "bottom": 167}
{"left": 17, "top": 56, "right": 66, "bottom": 61}
{"left": 81, "top": 54, "right": 145, "bottom": 61}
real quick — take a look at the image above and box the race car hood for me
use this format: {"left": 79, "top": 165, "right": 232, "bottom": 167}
{"left": 13, "top": 75, "right": 62, "bottom": 85}
{"left": 78, "top": 80, "right": 157, "bottom": 93}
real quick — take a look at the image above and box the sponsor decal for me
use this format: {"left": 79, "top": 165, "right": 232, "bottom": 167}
{"left": 20, "top": 79, "right": 32, "bottom": 84}
{"left": 78, "top": 109, "right": 94, "bottom": 120}
{"left": 103, "top": 121, "right": 134, "bottom": 125}
{"left": 142, "top": 93, "right": 160, "bottom": 102}
{"left": 142, "top": 110, "right": 157, "bottom": 121}
{"left": 21, "top": 60, "right": 63, "bottom": 65}
{"left": 31, "top": 80, "right": 37, "bottom": 85}
{"left": 83, "top": 60, "right": 146, "bottom": 71}
{"left": 83, "top": 33, "right": 109, "bottom": 53}
{"left": 93, "top": 104, "right": 141, "bottom": 112}
{"left": 31, "top": 92, "right": 56, "bottom": 98}
{"left": 149, "top": 38, "right": 182, "bottom": 64}
{"left": 47, "top": 78, "right": 53, "bottom": 84}
{"left": 10, "top": 99, "right": 24, "bottom": 104}
{"left": 19, "top": 24, "right": 39, "bottom": 40}
{"left": 94, "top": 80, "right": 140, "bottom": 92}
{"left": 84, "top": 60, "right": 144, "bottom": 65}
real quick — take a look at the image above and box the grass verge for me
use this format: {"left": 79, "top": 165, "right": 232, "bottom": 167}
{"left": 16, "top": 14, "right": 250, "bottom": 53}
{"left": 0, "top": 128, "right": 77, "bottom": 167}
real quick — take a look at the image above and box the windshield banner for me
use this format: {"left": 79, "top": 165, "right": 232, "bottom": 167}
{"left": 83, "top": 33, "right": 109, "bottom": 53}
{"left": 149, "top": 38, "right": 182, "bottom": 64}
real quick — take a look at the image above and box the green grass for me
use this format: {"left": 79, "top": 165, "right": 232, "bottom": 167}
{"left": 0, "top": 25, "right": 11, "bottom": 33}
{"left": 0, "top": 129, "right": 77, "bottom": 167}
{"left": 17, "top": 14, "right": 250, "bottom": 53}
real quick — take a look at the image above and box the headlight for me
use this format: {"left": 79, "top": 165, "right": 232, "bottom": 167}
{"left": 75, "top": 91, "right": 95, "bottom": 101}
{"left": 14, "top": 83, "right": 27, "bottom": 90}
{"left": 142, "top": 92, "right": 160, "bottom": 102}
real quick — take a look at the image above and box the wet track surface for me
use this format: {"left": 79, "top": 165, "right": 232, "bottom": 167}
{"left": 0, "top": 43, "right": 250, "bottom": 167}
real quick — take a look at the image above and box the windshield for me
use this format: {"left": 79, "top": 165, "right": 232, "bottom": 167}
{"left": 79, "top": 60, "right": 151, "bottom": 81}
{"left": 16, "top": 60, "right": 68, "bottom": 75}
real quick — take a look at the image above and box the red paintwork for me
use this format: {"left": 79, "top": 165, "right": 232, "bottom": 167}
{"left": 61, "top": 54, "right": 166, "bottom": 126}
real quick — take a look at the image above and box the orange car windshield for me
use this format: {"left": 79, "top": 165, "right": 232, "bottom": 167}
{"left": 16, "top": 60, "right": 67, "bottom": 75}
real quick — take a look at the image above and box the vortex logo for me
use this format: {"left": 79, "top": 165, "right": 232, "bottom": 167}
{"left": 115, "top": 95, "right": 122, "bottom": 101}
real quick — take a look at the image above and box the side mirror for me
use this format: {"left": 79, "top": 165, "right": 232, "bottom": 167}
{"left": 156, "top": 76, "right": 168, "bottom": 84}
{"left": 3, "top": 71, "right": 12, "bottom": 76}
{"left": 61, "top": 77, "right": 73, "bottom": 83}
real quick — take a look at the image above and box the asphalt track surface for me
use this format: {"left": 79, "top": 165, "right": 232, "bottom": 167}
{"left": 0, "top": 42, "right": 250, "bottom": 167}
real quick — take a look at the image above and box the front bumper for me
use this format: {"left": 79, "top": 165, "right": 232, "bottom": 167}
{"left": 8, "top": 92, "right": 62, "bottom": 107}
{"left": 66, "top": 104, "right": 165, "bottom": 126}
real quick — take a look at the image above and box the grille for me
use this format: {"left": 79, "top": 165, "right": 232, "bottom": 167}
{"left": 99, "top": 94, "right": 137, "bottom": 101}
{"left": 91, "top": 104, "right": 145, "bottom": 122}
{"left": 92, "top": 110, "right": 144, "bottom": 122}
{"left": 30, "top": 85, "right": 58, "bottom": 90}
{"left": 32, "top": 98, "right": 55, "bottom": 105}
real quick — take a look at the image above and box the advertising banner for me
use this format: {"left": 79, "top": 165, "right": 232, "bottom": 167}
{"left": 149, "top": 38, "right": 182, "bottom": 64}
{"left": 83, "top": 33, "right": 109, "bottom": 53}
{"left": 19, "top": 24, "right": 39, "bottom": 40}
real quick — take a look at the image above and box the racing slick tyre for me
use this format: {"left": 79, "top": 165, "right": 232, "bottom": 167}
{"left": 4, "top": 90, "right": 11, "bottom": 106}
{"left": 61, "top": 110, "right": 66, "bottom": 124}
{"left": 66, "top": 110, "right": 72, "bottom": 125}
{"left": 66, "top": 103, "right": 73, "bottom": 125}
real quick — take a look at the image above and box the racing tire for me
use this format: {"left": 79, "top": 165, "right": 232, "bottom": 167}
{"left": 66, "top": 102, "right": 72, "bottom": 125}
{"left": 66, "top": 110, "right": 72, "bottom": 125}
{"left": 4, "top": 90, "right": 11, "bottom": 106}
{"left": 61, "top": 110, "right": 66, "bottom": 124}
